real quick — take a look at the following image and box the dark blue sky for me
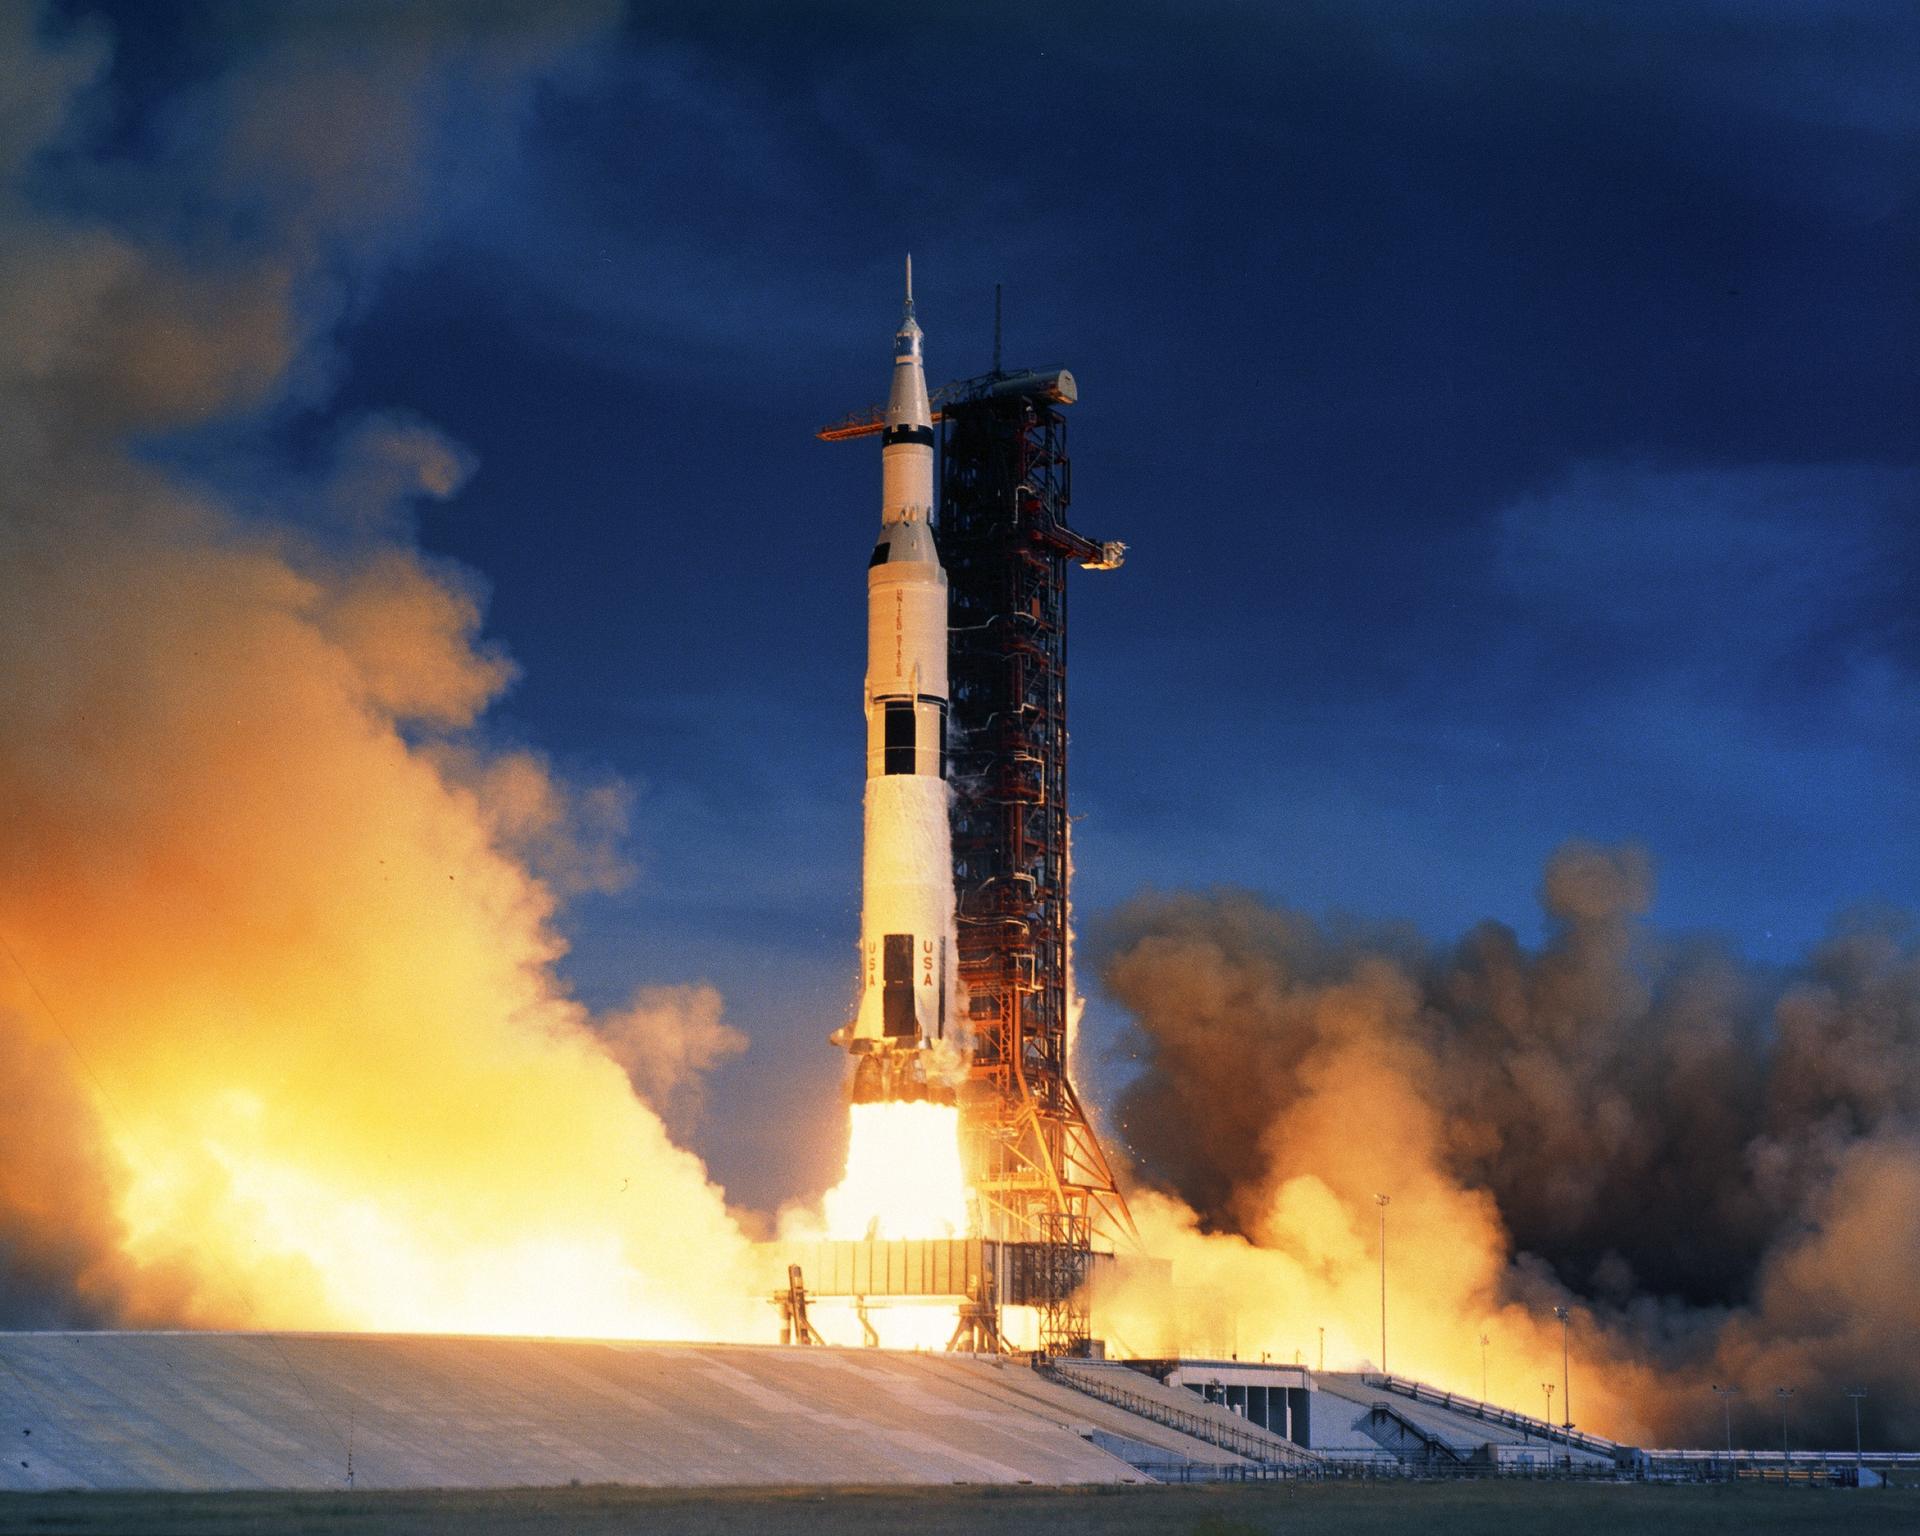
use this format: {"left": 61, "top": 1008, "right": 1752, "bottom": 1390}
{"left": 84, "top": 1, "right": 1920, "bottom": 1209}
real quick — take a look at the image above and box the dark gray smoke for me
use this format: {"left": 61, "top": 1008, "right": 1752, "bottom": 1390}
{"left": 1096, "top": 843, "right": 1920, "bottom": 1447}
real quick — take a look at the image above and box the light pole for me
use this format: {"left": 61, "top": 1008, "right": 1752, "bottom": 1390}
{"left": 1480, "top": 1333, "right": 1490, "bottom": 1401}
{"left": 1553, "top": 1305, "right": 1571, "bottom": 1428}
{"left": 1845, "top": 1388, "right": 1866, "bottom": 1474}
{"left": 1318, "top": 1325, "right": 1325, "bottom": 1373}
{"left": 1775, "top": 1386, "right": 1794, "bottom": 1463}
{"left": 1711, "top": 1384, "right": 1739, "bottom": 1471}
{"left": 1374, "top": 1194, "right": 1391, "bottom": 1376}
{"left": 1542, "top": 1382, "right": 1555, "bottom": 1463}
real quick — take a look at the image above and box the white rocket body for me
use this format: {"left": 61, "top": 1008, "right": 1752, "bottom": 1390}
{"left": 844, "top": 264, "right": 957, "bottom": 1104}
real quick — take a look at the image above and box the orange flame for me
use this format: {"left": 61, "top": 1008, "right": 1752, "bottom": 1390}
{"left": 823, "top": 1100, "right": 971, "bottom": 1241}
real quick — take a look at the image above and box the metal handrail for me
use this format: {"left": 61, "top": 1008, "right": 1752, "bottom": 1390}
{"left": 1640, "top": 1448, "right": 1920, "bottom": 1467}
{"left": 1361, "top": 1374, "right": 1626, "bottom": 1460}
{"left": 1035, "top": 1360, "right": 1319, "bottom": 1469}
{"left": 1362, "top": 1399, "right": 1469, "bottom": 1463}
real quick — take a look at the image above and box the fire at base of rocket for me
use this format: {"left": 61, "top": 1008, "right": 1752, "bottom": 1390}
{"left": 828, "top": 258, "right": 959, "bottom": 1108}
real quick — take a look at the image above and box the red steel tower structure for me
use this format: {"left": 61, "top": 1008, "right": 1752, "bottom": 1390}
{"left": 937, "top": 375, "right": 1134, "bottom": 1299}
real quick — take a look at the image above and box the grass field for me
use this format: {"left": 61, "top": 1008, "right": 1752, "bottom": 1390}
{"left": 1, "top": 1481, "right": 1913, "bottom": 1536}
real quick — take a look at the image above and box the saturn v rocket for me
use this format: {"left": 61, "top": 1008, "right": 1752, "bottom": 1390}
{"left": 833, "top": 260, "right": 958, "bottom": 1106}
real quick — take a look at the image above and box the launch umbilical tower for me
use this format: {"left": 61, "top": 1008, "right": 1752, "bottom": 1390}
{"left": 938, "top": 370, "right": 1133, "bottom": 1352}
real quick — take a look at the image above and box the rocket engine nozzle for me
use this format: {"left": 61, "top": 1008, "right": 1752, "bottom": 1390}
{"left": 848, "top": 1042, "right": 956, "bottom": 1107}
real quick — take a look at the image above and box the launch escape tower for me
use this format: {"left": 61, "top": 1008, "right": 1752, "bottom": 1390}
{"left": 819, "top": 296, "right": 1137, "bottom": 1354}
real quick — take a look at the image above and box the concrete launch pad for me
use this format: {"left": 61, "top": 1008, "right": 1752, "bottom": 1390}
{"left": 43, "top": 1332, "right": 1902, "bottom": 1494}
{"left": 0, "top": 1332, "right": 1242, "bottom": 1492}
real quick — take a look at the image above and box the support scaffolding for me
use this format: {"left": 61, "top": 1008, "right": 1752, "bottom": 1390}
{"left": 941, "top": 374, "right": 1134, "bottom": 1354}
{"left": 769, "top": 1239, "right": 1116, "bottom": 1353}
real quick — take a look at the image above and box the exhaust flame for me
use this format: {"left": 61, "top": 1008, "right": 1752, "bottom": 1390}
{"left": 823, "top": 1101, "right": 971, "bottom": 1242}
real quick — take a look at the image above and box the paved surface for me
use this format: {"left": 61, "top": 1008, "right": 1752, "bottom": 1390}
{"left": 1313, "top": 1373, "right": 1614, "bottom": 1465}
{"left": 0, "top": 1333, "right": 1238, "bottom": 1491}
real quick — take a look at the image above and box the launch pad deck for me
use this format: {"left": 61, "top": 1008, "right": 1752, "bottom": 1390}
{"left": 0, "top": 1332, "right": 1232, "bottom": 1492}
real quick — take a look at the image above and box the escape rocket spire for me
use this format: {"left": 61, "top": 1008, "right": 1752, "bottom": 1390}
{"left": 883, "top": 259, "right": 932, "bottom": 525}
{"left": 834, "top": 261, "right": 955, "bottom": 1105}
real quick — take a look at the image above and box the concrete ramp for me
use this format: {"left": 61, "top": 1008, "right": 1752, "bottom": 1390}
{"left": 0, "top": 1333, "right": 1175, "bottom": 1491}
{"left": 1313, "top": 1373, "right": 1619, "bottom": 1468}
{"left": 1042, "top": 1360, "right": 1318, "bottom": 1468}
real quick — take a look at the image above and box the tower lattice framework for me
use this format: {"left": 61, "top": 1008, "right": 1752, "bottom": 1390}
{"left": 940, "top": 384, "right": 1135, "bottom": 1352}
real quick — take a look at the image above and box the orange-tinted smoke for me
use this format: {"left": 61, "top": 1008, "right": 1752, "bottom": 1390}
{"left": 1092, "top": 846, "right": 1920, "bottom": 1445}
{"left": 0, "top": 0, "right": 771, "bottom": 1343}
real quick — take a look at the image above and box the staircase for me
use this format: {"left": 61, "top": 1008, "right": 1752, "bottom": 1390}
{"left": 1360, "top": 1399, "right": 1469, "bottom": 1464}
{"left": 1034, "top": 1359, "right": 1321, "bottom": 1470}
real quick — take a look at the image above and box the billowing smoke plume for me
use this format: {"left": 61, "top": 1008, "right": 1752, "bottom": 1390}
{"left": 0, "top": 3, "right": 768, "bottom": 1339}
{"left": 1094, "top": 844, "right": 1920, "bottom": 1446}
{"left": 599, "top": 984, "right": 749, "bottom": 1142}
